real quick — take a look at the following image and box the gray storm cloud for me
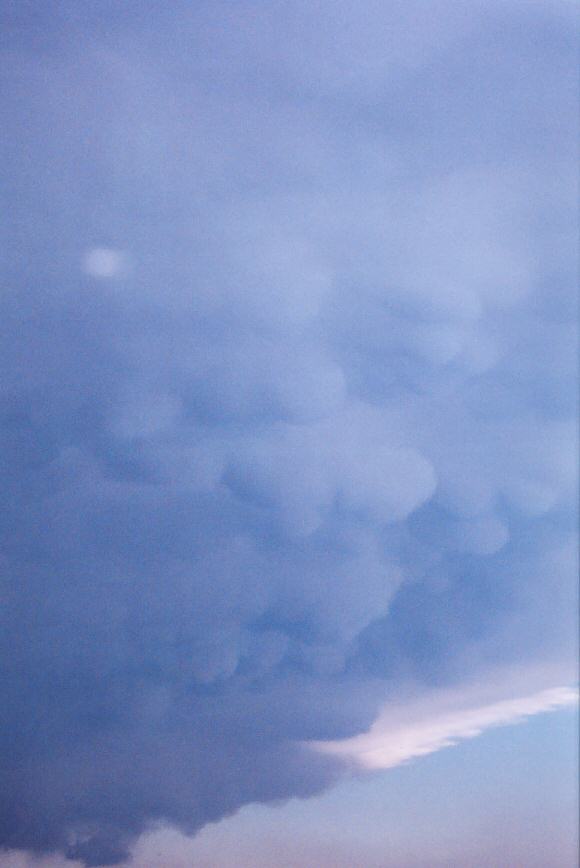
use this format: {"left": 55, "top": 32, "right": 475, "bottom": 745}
{"left": 0, "top": 1, "right": 577, "bottom": 865}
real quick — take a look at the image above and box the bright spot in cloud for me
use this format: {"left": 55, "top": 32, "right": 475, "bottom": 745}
{"left": 83, "top": 247, "right": 128, "bottom": 279}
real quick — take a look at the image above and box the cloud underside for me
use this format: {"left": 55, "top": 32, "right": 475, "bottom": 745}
{"left": 0, "top": 1, "right": 577, "bottom": 865}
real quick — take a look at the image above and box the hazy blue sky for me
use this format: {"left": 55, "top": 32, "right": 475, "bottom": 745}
{"left": 0, "top": 1, "right": 577, "bottom": 866}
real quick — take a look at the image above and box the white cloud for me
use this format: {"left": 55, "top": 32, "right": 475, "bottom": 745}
{"left": 312, "top": 673, "right": 578, "bottom": 770}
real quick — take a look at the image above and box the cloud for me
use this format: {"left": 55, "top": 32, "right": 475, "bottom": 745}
{"left": 313, "top": 673, "right": 579, "bottom": 770}
{"left": 0, "top": 0, "right": 576, "bottom": 865}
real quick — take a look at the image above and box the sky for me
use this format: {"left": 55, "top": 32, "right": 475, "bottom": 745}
{"left": 0, "top": 1, "right": 578, "bottom": 866}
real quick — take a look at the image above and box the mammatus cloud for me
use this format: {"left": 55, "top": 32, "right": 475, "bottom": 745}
{"left": 0, "top": 1, "right": 577, "bottom": 865}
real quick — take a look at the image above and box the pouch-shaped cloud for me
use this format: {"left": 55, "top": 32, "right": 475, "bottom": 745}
{"left": 0, "top": 1, "right": 577, "bottom": 865}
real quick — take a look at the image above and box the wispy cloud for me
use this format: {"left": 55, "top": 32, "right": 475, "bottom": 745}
{"left": 314, "top": 681, "right": 578, "bottom": 770}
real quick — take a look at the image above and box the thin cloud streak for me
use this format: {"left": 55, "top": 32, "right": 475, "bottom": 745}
{"left": 314, "top": 684, "right": 578, "bottom": 770}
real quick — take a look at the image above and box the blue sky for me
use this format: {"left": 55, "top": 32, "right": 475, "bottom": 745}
{"left": 0, "top": 1, "right": 577, "bottom": 866}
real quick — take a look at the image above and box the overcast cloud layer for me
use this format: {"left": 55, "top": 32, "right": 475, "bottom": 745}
{"left": 0, "top": 1, "right": 577, "bottom": 865}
